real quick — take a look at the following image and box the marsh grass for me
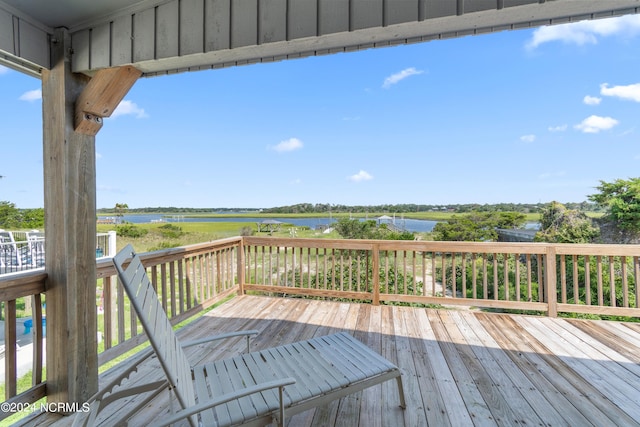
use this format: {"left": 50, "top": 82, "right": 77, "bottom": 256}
{"left": 98, "top": 220, "right": 343, "bottom": 253}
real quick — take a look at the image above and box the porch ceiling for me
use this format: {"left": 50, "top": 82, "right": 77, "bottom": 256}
{"left": 1, "top": 0, "right": 638, "bottom": 78}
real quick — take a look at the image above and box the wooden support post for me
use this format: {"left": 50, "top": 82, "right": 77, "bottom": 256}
{"left": 42, "top": 28, "right": 98, "bottom": 405}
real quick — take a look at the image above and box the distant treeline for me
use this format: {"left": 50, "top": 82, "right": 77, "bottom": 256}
{"left": 262, "top": 202, "right": 601, "bottom": 214}
{"left": 97, "top": 207, "right": 262, "bottom": 214}
{"left": 96, "top": 202, "right": 602, "bottom": 215}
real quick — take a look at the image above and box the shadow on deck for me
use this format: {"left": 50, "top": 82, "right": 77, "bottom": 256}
{"left": 18, "top": 295, "right": 640, "bottom": 426}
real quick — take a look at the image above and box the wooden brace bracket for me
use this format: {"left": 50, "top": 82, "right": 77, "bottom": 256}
{"left": 75, "top": 66, "right": 142, "bottom": 135}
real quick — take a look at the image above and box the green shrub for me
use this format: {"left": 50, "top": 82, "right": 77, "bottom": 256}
{"left": 116, "top": 224, "right": 149, "bottom": 238}
{"left": 240, "top": 226, "right": 254, "bottom": 236}
{"left": 157, "top": 224, "right": 184, "bottom": 239}
{"left": 148, "top": 241, "right": 181, "bottom": 251}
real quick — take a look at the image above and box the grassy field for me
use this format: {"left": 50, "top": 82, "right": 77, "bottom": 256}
{"left": 98, "top": 220, "right": 345, "bottom": 253}
{"left": 98, "top": 210, "right": 605, "bottom": 254}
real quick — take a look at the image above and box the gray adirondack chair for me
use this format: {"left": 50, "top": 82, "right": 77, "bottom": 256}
{"left": 78, "top": 244, "right": 405, "bottom": 426}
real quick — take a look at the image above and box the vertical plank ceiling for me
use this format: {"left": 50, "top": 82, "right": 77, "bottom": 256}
{"left": 0, "top": 0, "right": 638, "bottom": 78}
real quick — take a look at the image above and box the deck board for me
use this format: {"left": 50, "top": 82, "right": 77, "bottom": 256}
{"left": 18, "top": 295, "right": 640, "bottom": 427}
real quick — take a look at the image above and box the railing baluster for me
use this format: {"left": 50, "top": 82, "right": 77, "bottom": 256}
{"left": 451, "top": 252, "right": 457, "bottom": 298}
{"left": 493, "top": 253, "right": 499, "bottom": 300}
{"left": 560, "top": 255, "right": 567, "bottom": 304}
{"left": 32, "top": 294, "right": 43, "bottom": 386}
{"left": 609, "top": 256, "right": 616, "bottom": 308}
{"left": 537, "top": 255, "right": 544, "bottom": 303}
{"left": 572, "top": 255, "right": 578, "bottom": 304}
{"left": 634, "top": 256, "right": 639, "bottom": 309}
{"left": 597, "top": 256, "right": 603, "bottom": 306}
{"left": 432, "top": 252, "right": 437, "bottom": 297}
{"left": 323, "top": 248, "right": 327, "bottom": 290}
{"left": 472, "top": 253, "right": 477, "bottom": 299}
{"left": 422, "top": 251, "right": 427, "bottom": 297}
{"left": 178, "top": 259, "right": 184, "bottom": 314}
{"left": 103, "top": 276, "right": 113, "bottom": 349}
{"left": 503, "top": 254, "right": 509, "bottom": 301}
{"left": 514, "top": 254, "right": 520, "bottom": 302}
{"left": 526, "top": 254, "right": 532, "bottom": 302}
{"left": 117, "top": 277, "right": 126, "bottom": 343}
{"left": 461, "top": 253, "right": 467, "bottom": 299}
{"left": 384, "top": 250, "right": 389, "bottom": 294}
{"left": 307, "top": 248, "right": 311, "bottom": 289}
{"left": 585, "top": 255, "right": 591, "bottom": 306}
{"left": 5, "top": 299, "right": 17, "bottom": 398}
{"left": 621, "top": 256, "right": 628, "bottom": 308}
{"left": 315, "top": 248, "right": 319, "bottom": 289}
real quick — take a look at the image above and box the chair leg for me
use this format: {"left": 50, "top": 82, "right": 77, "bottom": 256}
{"left": 396, "top": 375, "right": 407, "bottom": 409}
{"left": 277, "top": 385, "right": 286, "bottom": 427}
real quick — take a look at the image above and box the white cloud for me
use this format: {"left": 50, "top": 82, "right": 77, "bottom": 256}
{"left": 600, "top": 82, "right": 640, "bottom": 103}
{"left": 19, "top": 89, "right": 42, "bottom": 101}
{"left": 574, "top": 115, "right": 619, "bottom": 133}
{"left": 520, "top": 134, "right": 536, "bottom": 143}
{"left": 111, "top": 100, "right": 148, "bottom": 118}
{"left": 526, "top": 14, "right": 640, "bottom": 49}
{"left": 269, "top": 137, "right": 303, "bottom": 152}
{"left": 548, "top": 124, "right": 568, "bottom": 132}
{"left": 382, "top": 67, "right": 424, "bottom": 89}
{"left": 538, "top": 171, "right": 566, "bottom": 179}
{"left": 348, "top": 170, "right": 373, "bottom": 182}
{"left": 583, "top": 95, "right": 601, "bottom": 106}
{"left": 97, "top": 185, "right": 125, "bottom": 194}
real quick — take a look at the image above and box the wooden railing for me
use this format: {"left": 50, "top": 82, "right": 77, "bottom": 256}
{"left": 95, "top": 237, "right": 243, "bottom": 364}
{"left": 0, "top": 237, "right": 242, "bottom": 421}
{"left": 243, "top": 237, "right": 640, "bottom": 318}
{"left": 0, "top": 270, "right": 47, "bottom": 414}
{"left": 0, "top": 236, "right": 638, "bottom": 419}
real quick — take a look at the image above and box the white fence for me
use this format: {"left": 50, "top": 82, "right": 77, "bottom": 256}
{"left": 0, "top": 230, "right": 116, "bottom": 274}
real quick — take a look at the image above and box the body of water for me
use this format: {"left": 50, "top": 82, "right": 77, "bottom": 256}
{"left": 117, "top": 215, "right": 539, "bottom": 233}
{"left": 118, "top": 215, "right": 439, "bottom": 233}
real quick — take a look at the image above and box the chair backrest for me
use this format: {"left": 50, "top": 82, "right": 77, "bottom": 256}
{"left": 113, "top": 245, "right": 198, "bottom": 427}
{"left": 0, "top": 230, "right": 14, "bottom": 243}
{"left": 0, "top": 231, "right": 21, "bottom": 268}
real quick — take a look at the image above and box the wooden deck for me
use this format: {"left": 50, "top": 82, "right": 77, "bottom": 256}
{"left": 21, "top": 295, "right": 640, "bottom": 427}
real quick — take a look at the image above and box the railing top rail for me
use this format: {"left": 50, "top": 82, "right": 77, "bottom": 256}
{"left": 552, "top": 243, "right": 640, "bottom": 256}
{"left": 0, "top": 269, "right": 47, "bottom": 300}
{"left": 243, "top": 236, "right": 640, "bottom": 256}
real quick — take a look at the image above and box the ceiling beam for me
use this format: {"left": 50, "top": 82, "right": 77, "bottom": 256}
{"left": 74, "top": 65, "right": 142, "bottom": 135}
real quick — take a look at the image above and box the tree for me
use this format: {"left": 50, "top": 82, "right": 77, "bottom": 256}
{"left": 0, "top": 201, "right": 44, "bottom": 229}
{"left": 432, "top": 211, "right": 527, "bottom": 242}
{"left": 333, "top": 218, "right": 415, "bottom": 240}
{"left": 0, "top": 201, "right": 20, "bottom": 228}
{"left": 114, "top": 203, "right": 129, "bottom": 224}
{"left": 589, "top": 177, "right": 640, "bottom": 233}
{"left": 534, "top": 201, "right": 599, "bottom": 243}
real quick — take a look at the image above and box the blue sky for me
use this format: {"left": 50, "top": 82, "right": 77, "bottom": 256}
{"left": 1, "top": 15, "right": 639, "bottom": 209}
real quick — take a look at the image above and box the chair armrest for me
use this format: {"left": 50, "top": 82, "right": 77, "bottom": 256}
{"left": 181, "top": 330, "right": 260, "bottom": 353}
{"left": 149, "top": 377, "right": 297, "bottom": 427}
{"left": 72, "top": 347, "right": 166, "bottom": 427}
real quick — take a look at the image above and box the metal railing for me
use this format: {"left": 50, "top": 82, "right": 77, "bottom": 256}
{"left": 0, "top": 231, "right": 116, "bottom": 275}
